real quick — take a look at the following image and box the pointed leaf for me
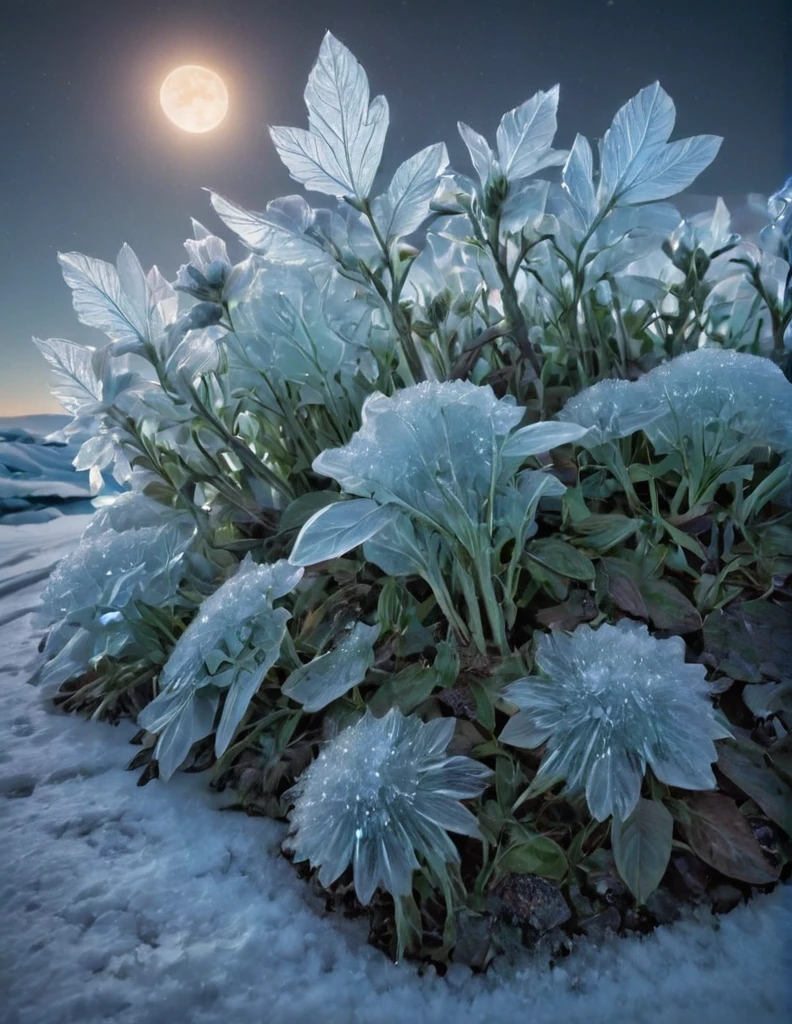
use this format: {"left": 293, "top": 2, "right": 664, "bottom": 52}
{"left": 457, "top": 121, "right": 495, "bottom": 186}
{"left": 612, "top": 797, "right": 673, "bottom": 904}
{"left": 372, "top": 142, "right": 449, "bottom": 240}
{"left": 672, "top": 792, "right": 779, "bottom": 884}
{"left": 270, "top": 32, "right": 388, "bottom": 199}
{"left": 283, "top": 621, "right": 380, "bottom": 711}
{"left": 501, "top": 421, "right": 590, "bottom": 460}
{"left": 495, "top": 86, "right": 566, "bottom": 182}
{"left": 289, "top": 499, "right": 398, "bottom": 566}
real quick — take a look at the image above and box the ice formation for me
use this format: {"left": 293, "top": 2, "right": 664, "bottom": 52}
{"left": 289, "top": 708, "right": 491, "bottom": 905}
{"left": 500, "top": 620, "right": 730, "bottom": 821}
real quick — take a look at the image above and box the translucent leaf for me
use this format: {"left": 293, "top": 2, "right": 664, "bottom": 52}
{"left": 457, "top": 121, "right": 495, "bottom": 186}
{"left": 597, "top": 82, "right": 722, "bottom": 207}
{"left": 209, "top": 191, "right": 328, "bottom": 263}
{"left": 58, "top": 248, "right": 148, "bottom": 352}
{"left": 270, "top": 32, "right": 388, "bottom": 200}
{"left": 501, "top": 420, "right": 589, "bottom": 460}
{"left": 289, "top": 709, "right": 491, "bottom": 904}
{"left": 152, "top": 690, "right": 219, "bottom": 782}
{"left": 562, "top": 133, "right": 596, "bottom": 223}
{"left": 312, "top": 381, "right": 524, "bottom": 542}
{"left": 371, "top": 142, "right": 449, "bottom": 241}
{"left": 290, "top": 499, "right": 398, "bottom": 566}
{"left": 33, "top": 337, "right": 102, "bottom": 416}
{"left": 283, "top": 621, "right": 380, "bottom": 711}
{"left": 612, "top": 797, "right": 674, "bottom": 904}
{"left": 495, "top": 86, "right": 566, "bottom": 182}
{"left": 560, "top": 377, "right": 665, "bottom": 445}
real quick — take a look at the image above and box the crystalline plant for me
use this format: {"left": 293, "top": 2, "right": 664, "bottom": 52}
{"left": 288, "top": 709, "right": 492, "bottom": 905}
{"left": 562, "top": 348, "right": 792, "bottom": 454}
{"left": 138, "top": 556, "right": 304, "bottom": 779}
{"left": 500, "top": 620, "right": 730, "bottom": 822}
{"left": 642, "top": 348, "right": 792, "bottom": 455}
{"left": 560, "top": 377, "right": 665, "bottom": 446}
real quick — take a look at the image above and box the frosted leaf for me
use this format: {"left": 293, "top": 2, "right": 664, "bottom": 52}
{"left": 269, "top": 32, "right": 388, "bottom": 200}
{"left": 597, "top": 83, "right": 722, "bottom": 208}
{"left": 561, "top": 378, "right": 665, "bottom": 445}
{"left": 371, "top": 143, "right": 449, "bottom": 242}
{"left": 760, "top": 175, "right": 792, "bottom": 263}
{"left": 500, "top": 620, "right": 730, "bottom": 822}
{"left": 139, "top": 556, "right": 303, "bottom": 777}
{"left": 39, "top": 523, "right": 191, "bottom": 626}
{"left": 288, "top": 709, "right": 491, "bottom": 905}
{"left": 642, "top": 348, "right": 792, "bottom": 455}
{"left": 495, "top": 86, "right": 567, "bottom": 183}
{"left": 282, "top": 621, "right": 380, "bottom": 711}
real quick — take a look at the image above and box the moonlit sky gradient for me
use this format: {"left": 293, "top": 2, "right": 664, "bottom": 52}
{"left": 2, "top": 0, "right": 790, "bottom": 414}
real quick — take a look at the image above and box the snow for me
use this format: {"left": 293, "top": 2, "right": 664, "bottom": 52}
{"left": 1, "top": 517, "right": 791, "bottom": 1024}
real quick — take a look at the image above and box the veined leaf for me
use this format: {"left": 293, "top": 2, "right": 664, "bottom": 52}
{"left": 612, "top": 797, "right": 673, "bottom": 904}
{"left": 372, "top": 142, "right": 449, "bottom": 241}
{"left": 597, "top": 82, "right": 721, "bottom": 207}
{"left": 457, "top": 121, "right": 495, "bottom": 186}
{"left": 283, "top": 621, "right": 380, "bottom": 711}
{"left": 501, "top": 420, "right": 589, "bottom": 460}
{"left": 209, "top": 191, "right": 326, "bottom": 262}
{"left": 562, "top": 133, "right": 596, "bottom": 222}
{"left": 33, "top": 337, "right": 102, "bottom": 416}
{"left": 270, "top": 32, "right": 388, "bottom": 200}
{"left": 495, "top": 86, "right": 566, "bottom": 182}
{"left": 289, "top": 499, "right": 398, "bottom": 566}
{"left": 672, "top": 792, "right": 779, "bottom": 885}
{"left": 58, "top": 247, "right": 151, "bottom": 353}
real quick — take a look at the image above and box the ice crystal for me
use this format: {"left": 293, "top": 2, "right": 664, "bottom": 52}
{"left": 138, "top": 556, "right": 303, "bottom": 778}
{"left": 500, "top": 620, "right": 729, "bottom": 822}
{"left": 288, "top": 709, "right": 491, "bottom": 904}
{"left": 642, "top": 348, "right": 792, "bottom": 455}
{"left": 560, "top": 377, "right": 664, "bottom": 446}
{"left": 562, "top": 348, "right": 792, "bottom": 454}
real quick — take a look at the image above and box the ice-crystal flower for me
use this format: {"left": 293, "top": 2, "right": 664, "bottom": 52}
{"left": 288, "top": 709, "right": 492, "bottom": 905}
{"left": 138, "top": 556, "right": 303, "bottom": 779}
{"left": 500, "top": 620, "right": 730, "bottom": 822}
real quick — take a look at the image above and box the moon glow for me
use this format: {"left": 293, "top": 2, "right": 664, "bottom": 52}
{"left": 159, "top": 65, "right": 228, "bottom": 133}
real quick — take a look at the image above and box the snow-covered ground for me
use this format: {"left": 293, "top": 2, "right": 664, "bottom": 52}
{"left": 1, "top": 517, "right": 791, "bottom": 1024}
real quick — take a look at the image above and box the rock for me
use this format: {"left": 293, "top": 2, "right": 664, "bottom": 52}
{"left": 580, "top": 905, "right": 621, "bottom": 941}
{"left": 488, "top": 875, "right": 571, "bottom": 933}
{"left": 709, "top": 883, "right": 744, "bottom": 914}
{"left": 645, "top": 888, "right": 683, "bottom": 925}
{"left": 669, "top": 853, "right": 710, "bottom": 901}
{"left": 452, "top": 910, "right": 495, "bottom": 970}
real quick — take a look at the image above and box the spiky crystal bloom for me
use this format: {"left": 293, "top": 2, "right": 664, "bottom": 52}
{"left": 500, "top": 620, "right": 730, "bottom": 822}
{"left": 288, "top": 709, "right": 492, "bottom": 905}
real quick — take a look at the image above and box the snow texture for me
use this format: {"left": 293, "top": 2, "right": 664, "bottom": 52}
{"left": 1, "top": 517, "right": 791, "bottom": 1024}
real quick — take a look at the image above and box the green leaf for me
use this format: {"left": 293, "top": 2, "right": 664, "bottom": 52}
{"left": 278, "top": 490, "right": 344, "bottom": 534}
{"left": 574, "top": 513, "right": 640, "bottom": 552}
{"left": 703, "top": 600, "right": 792, "bottom": 682}
{"left": 597, "top": 557, "right": 648, "bottom": 618}
{"left": 670, "top": 792, "right": 779, "bottom": 885}
{"left": 611, "top": 797, "right": 673, "bottom": 904}
{"left": 497, "top": 834, "right": 568, "bottom": 880}
{"left": 640, "top": 578, "right": 702, "bottom": 633}
{"left": 715, "top": 738, "right": 792, "bottom": 837}
{"left": 525, "top": 538, "right": 595, "bottom": 581}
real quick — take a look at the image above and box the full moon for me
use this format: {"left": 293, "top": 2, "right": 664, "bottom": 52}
{"left": 159, "top": 65, "right": 228, "bottom": 133}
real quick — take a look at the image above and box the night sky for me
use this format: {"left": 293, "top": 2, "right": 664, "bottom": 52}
{"left": 2, "top": 0, "right": 790, "bottom": 415}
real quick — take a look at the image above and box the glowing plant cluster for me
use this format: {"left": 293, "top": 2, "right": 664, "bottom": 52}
{"left": 30, "top": 30, "right": 792, "bottom": 963}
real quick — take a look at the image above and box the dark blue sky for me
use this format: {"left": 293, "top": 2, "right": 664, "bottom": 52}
{"left": 2, "top": 0, "right": 790, "bottom": 413}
